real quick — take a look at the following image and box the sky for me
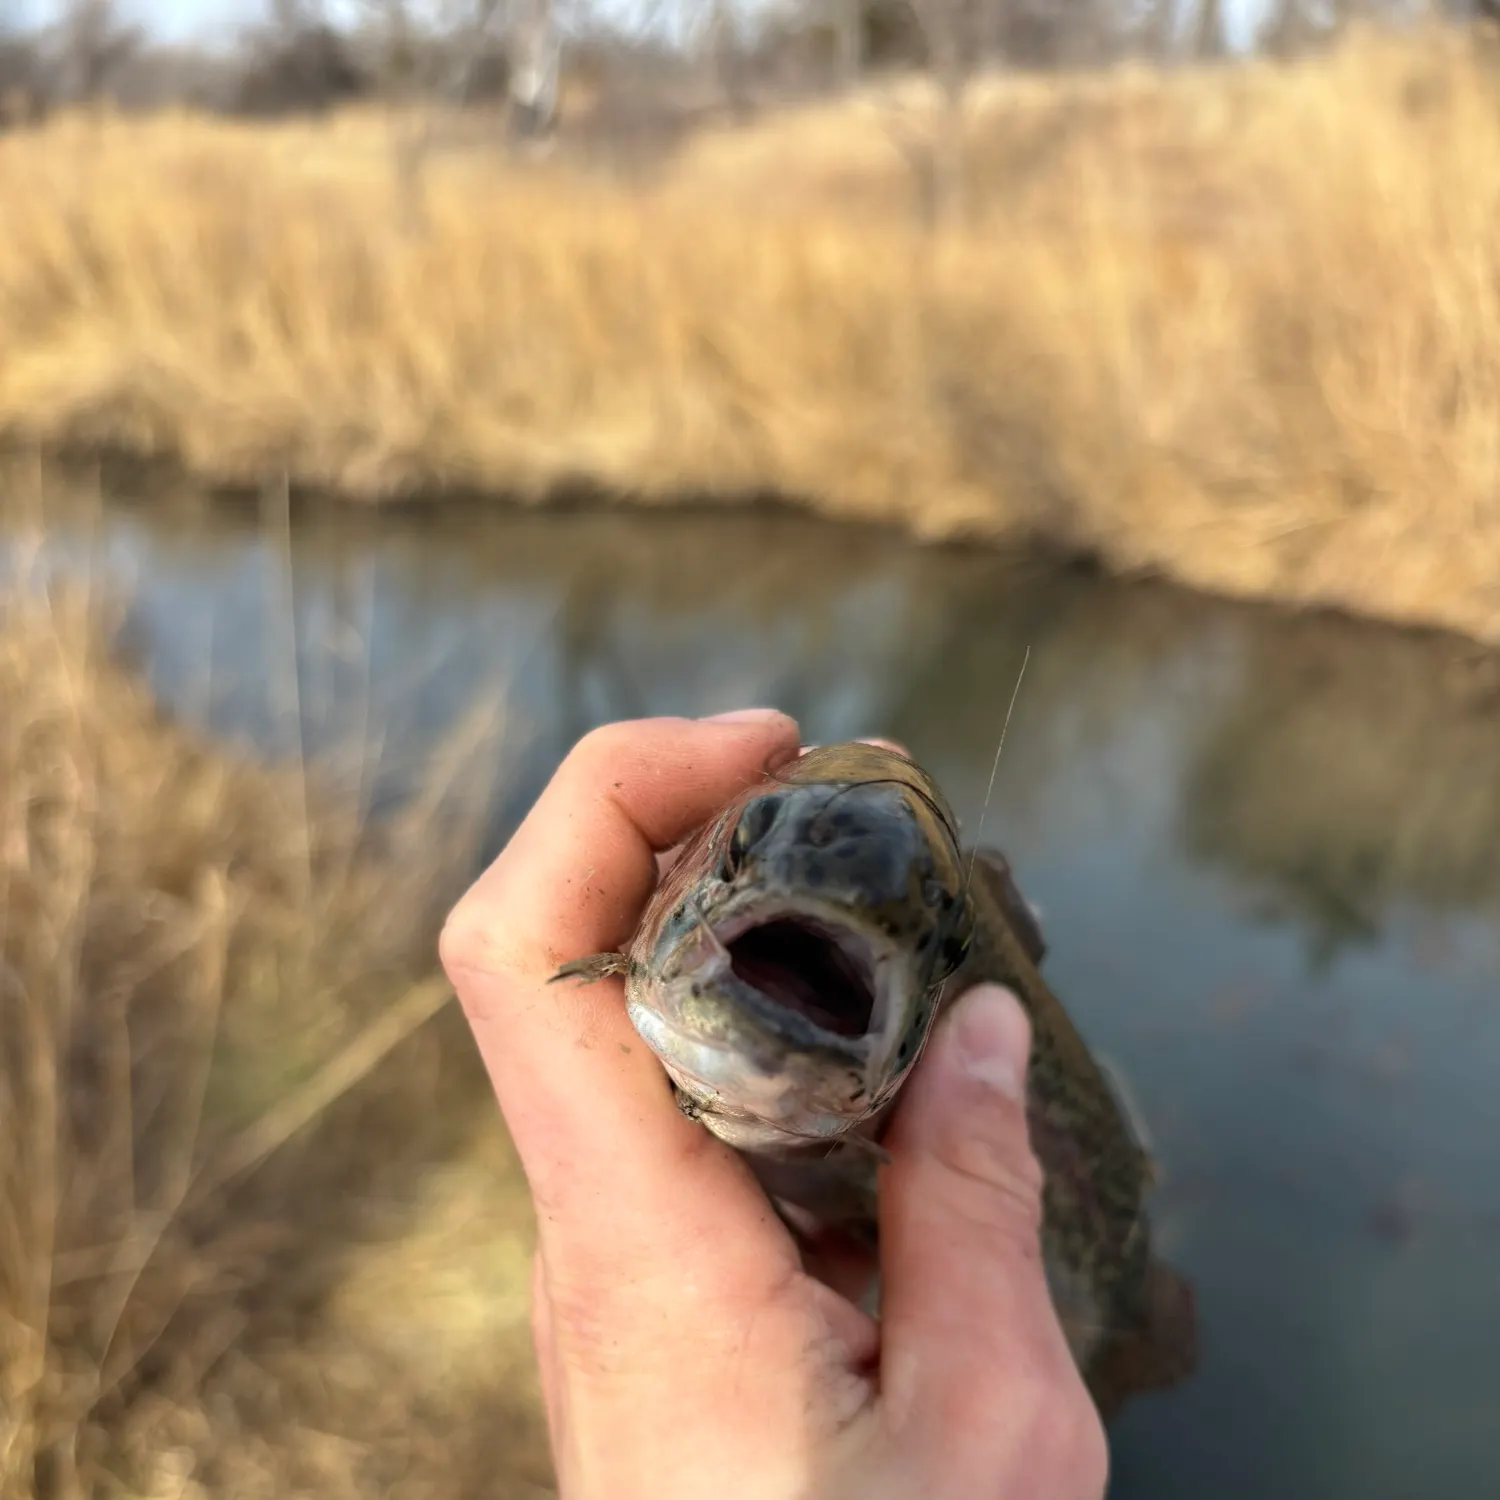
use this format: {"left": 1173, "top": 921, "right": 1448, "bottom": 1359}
{"left": 6, "top": 0, "right": 684, "bottom": 45}
{"left": 3, "top": 0, "right": 244, "bottom": 44}
{"left": 6, "top": 0, "right": 1273, "bottom": 53}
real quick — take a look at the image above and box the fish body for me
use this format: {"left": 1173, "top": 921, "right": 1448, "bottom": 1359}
{"left": 554, "top": 743, "right": 1197, "bottom": 1417}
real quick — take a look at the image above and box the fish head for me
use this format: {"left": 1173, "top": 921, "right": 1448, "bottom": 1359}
{"left": 626, "top": 744, "right": 974, "bottom": 1150}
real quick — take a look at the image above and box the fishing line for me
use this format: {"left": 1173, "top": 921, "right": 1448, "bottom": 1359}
{"left": 963, "top": 643, "right": 1032, "bottom": 899}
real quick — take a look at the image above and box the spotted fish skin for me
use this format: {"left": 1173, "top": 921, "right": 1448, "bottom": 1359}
{"left": 954, "top": 848, "right": 1196, "bottom": 1415}
{"left": 553, "top": 742, "right": 1197, "bottom": 1418}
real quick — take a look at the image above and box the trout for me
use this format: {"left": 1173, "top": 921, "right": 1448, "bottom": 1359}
{"left": 552, "top": 742, "right": 1197, "bottom": 1418}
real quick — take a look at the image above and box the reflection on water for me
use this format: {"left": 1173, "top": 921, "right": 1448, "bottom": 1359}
{"left": 1181, "top": 616, "right": 1500, "bottom": 966}
{"left": 9, "top": 472, "right": 1500, "bottom": 1500}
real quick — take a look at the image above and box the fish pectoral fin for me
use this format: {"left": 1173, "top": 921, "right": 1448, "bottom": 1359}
{"left": 548, "top": 951, "right": 632, "bottom": 984}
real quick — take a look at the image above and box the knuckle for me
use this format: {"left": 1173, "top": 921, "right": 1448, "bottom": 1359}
{"left": 438, "top": 893, "right": 532, "bottom": 993}
{"left": 565, "top": 719, "right": 645, "bottom": 781}
{"left": 437, "top": 899, "right": 499, "bottom": 980}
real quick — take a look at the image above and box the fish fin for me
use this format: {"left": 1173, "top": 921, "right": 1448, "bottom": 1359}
{"left": 969, "top": 846, "right": 1048, "bottom": 966}
{"left": 1087, "top": 1258, "right": 1200, "bottom": 1422}
{"left": 548, "top": 951, "right": 632, "bottom": 984}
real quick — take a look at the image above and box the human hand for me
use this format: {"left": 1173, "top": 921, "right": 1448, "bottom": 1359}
{"left": 439, "top": 711, "right": 1108, "bottom": 1500}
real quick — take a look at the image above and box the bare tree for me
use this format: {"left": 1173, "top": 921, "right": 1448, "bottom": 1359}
{"left": 51, "top": 0, "right": 141, "bottom": 106}
{"left": 1133, "top": 0, "right": 1179, "bottom": 59}
{"left": 830, "top": 0, "right": 865, "bottom": 83}
{"left": 357, "top": 0, "right": 428, "bottom": 102}
{"left": 445, "top": 0, "right": 509, "bottom": 106}
{"left": 507, "top": 0, "right": 559, "bottom": 143}
{"left": 236, "top": 0, "right": 369, "bottom": 115}
{"left": 889, "top": 0, "right": 1003, "bottom": 227}
{"left": 1191, "top": 0, "right": 1227, "bottom": 57}
{"left": 1258, "top": 0, "right": 1393, "bottom": 54}
{"left": 701, "top": 0, "right": 752, "bottom": 117}
{"left": 0, "top": 31, "right": 47, "bottom": 127}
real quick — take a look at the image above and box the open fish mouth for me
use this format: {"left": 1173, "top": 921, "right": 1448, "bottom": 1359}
{"left": 711, "top": 904, "right": 888, "bottom": 1041}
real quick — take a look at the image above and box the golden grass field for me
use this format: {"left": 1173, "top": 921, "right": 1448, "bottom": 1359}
{"left": 2, "top": 26, "right": 1499, "bottom": 641}
{"left": 0, "top": 574, "right": 551, "bottom": 1498}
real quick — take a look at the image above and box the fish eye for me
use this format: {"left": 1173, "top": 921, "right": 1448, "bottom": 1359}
{"left": 940, "top": 932, "right": 970, "bottom": 973}
{"left": 719, "top": 821, "right": 750, "bottom": 882}
{"left": 720, "top": 794, "right": 778, "bottom": 881}
{"left": 935, "top": 895, "right": 975, "bottom": 976}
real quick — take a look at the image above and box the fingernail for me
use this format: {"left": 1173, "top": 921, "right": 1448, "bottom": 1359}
{"left": 950, "top": 984, "right": 1031, "bottom": 1101}
{"left": 701, "top": 708, "right": 786, "bottom": 724}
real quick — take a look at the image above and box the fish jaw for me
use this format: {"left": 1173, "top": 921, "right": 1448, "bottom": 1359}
{"left": 626, "top": 983, "right": 878, "bottom": 1149}
{"left": 624, "top": 892, "right": 933, "bottom": 1147}
{"left": 691, "top": 891, "right": 924, "bottom": 1062}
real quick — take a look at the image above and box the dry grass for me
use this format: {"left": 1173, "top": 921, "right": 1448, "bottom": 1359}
{"left": 0, "top": 578, "right": 550, "bottom": 1498}
{"left": 2, "top": 26, "right": 1500, "bottom": 643}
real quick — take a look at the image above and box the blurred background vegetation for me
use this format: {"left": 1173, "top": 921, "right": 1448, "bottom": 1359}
{"left": 4, "top": 3, "right": 1500, "bottom": 1497}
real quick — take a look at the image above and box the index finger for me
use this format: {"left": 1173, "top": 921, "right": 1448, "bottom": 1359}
{"left": 439, "top": 712, "right": 804, "bottom": 1295}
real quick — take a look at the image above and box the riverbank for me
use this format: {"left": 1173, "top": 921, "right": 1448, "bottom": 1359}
{"left": 0, "top": 585, "right": 546, "bottom": 1498}
{"left": 2, "top": 26, "right": 1499, "bottom": 643}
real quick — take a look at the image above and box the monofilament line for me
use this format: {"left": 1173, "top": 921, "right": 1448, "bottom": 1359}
{"left": 965, "top": 644, "right": 1031, "bottom": 896}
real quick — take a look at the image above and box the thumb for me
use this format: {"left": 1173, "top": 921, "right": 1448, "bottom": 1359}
{"left": 876, "top": 984, "right": 1100, "bottom": 1471}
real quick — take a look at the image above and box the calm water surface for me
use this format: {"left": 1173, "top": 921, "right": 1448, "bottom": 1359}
{"left": 14, "top": 479, "right": 1500, "bottom": 1499}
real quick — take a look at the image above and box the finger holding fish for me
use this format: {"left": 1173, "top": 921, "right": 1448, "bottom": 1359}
{"left": 448, "top": 717, "right": 1153, "bottom": 1500}
{"left": 548, "top": 728, "right": 1195, "bottom": 1423}
{"left": 440, "top": 712, "right": 812, "bottom": 1309}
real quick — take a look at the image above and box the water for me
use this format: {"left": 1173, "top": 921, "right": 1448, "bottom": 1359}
{"left": 11, "top": 474, "right": 1500, "bottom": 1498}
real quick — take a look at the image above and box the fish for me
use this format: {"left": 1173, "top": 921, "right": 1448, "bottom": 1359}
{"left": 551, "top": 741, "right": 1198, "bottom": 1419}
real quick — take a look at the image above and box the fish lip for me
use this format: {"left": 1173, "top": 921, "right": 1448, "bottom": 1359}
{"left": 697, "top": 893, "right": 901, "bottom": 1051}
{"left": 709, "top": 895, "right": 888, "bottom": 952}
